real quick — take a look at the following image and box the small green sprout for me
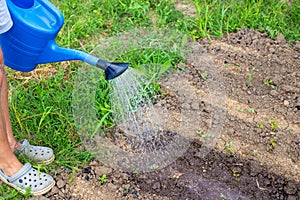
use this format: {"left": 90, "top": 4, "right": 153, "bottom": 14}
{"left": 173, "top": 174, "right": 180, "bottom": 179}
{"left": 264, "top": 79, "right": 276, "bottom": 89}
{"left": 225, "top": 141, "right": 234, "bottom": 154}
{"left": 220, "top": 193, "right": 227, "bottom": 199}
{"left": 232, "top": 169, "right": 240, "bottom": 181}
{"left": 269, "top": 138, "right": 276, "bottom": 149}
{"left": 246, "top": 68, "right": 255, "bottom": 87}
{"left": 248, "top": 108, "right": 255, "bottom": 113}
{"left": 237, "top": 106, "right": 243, "bottom": 112}
{"left": 269, "top": 118, "right": 278, "bottom": 132}
{"left": 98, "top": 174, "right": 107, "bottom": 184}
{"left": 150, "top": 164, "right": 159, "bottom": 170}
{"left": 257, "top": 122, "right": 264, "bottom": 129}
{"left": 200, "top": 70, "right": 208, "bottom": 81}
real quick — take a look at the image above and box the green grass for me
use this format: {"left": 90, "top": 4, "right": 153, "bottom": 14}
{"left": 192, "top": 0, "right": 300, "bottom": 41}
{"left": 2, "top": 0, "right": 299, "bottom": 198}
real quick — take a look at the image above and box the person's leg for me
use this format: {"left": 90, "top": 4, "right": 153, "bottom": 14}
{"left": 1, "top": 71, "right": 20, "bottom": 151}
{"left": 0, "top": 64, "right": 23, "bottom": 177}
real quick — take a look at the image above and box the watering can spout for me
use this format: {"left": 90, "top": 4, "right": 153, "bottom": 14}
{"left": 37, "top": 40, "right": 129, "bottom": 80}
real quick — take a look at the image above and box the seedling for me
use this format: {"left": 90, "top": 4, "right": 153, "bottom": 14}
{"left": 124, "top": 185, "right": 130, "bottom": 194}
{"left": 232, "top": 169, "right": 240, "bottom": 181}
{"left": 173, "top": 174, "right": 180, "bottom": 179}
{"left": 246, "top": 68, "right": 255, "bottom": 87}
{"left": 248, "top": 108, "right": 255, "bottom": 113}
{"left": 264, "top": 79, "right": 276, "bottom": 89}
{"left": 237, "top": 106, "right": 243, "bottom": 112}
{"left": 269, "top": 138, "right": 276, "bottom": 150}
{"left": 225, "top": 141, "right": 234, "bottom": 154}
{"left": 200, "top": 70, "right": 208, "bottom": 81}
{"left": 150, "top": 164, "right": 159, "bottom": 170}
{"left": 133, "top": 168, "right": 140, "bottom": 176}
{"left": 196, "top": 130, "right": 207, "bottom": 139}
{"left": 253, "top": 149, "right": 258, "bottom": 153}
{"left": 269, "top": 118, "right": 278, "bottom": 132}
{"left": 98, "top": 174, "right": 107, "bottom": 184}
{"left": 220, "top": 193, "right": 227, "bottom": 199}
{"left": 257, "top": 122, "right": 264, "bottom": 129}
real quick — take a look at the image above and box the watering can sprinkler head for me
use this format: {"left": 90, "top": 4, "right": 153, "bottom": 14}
{"left": 0, "top": 0, "right": 129, "bottom": 80}
{"left": 97, "top": 61, "right": 130, "bottom": 80}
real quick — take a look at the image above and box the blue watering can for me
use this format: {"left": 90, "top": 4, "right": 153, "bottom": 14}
{"left": 0, "top": 0, "right": 129, "bottom": 80}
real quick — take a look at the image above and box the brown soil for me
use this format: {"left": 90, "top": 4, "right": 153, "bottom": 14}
{"left": 30, "top": 29, "right": 300, "bottom": 200}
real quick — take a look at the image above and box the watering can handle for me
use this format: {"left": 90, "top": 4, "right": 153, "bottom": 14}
{"left": 11, "top": 0, "right": 34, "bottom": 8}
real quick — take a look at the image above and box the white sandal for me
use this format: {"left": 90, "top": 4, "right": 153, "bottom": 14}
{"left": 14, "top": 139, "right": 55, "bottom": 164}
{"left": 0, "top": 163, "right": 55, "bottom": 196}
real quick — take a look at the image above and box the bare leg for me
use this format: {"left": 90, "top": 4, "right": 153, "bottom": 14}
{"left": 0, "top": 63, "right": 23, "bottom": 176}
{"left": 0, "top": 48, "right": 20, "bottom": 150}
{"left": 1, "top": 72, "right": 20, "bottom": 151}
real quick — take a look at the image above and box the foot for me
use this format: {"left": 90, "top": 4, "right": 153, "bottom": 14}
{"left": 0, "top": 163, "right": 55, "bottom": 196}
{"left": 14, "top": 140, "right": 55, "bottom": 164}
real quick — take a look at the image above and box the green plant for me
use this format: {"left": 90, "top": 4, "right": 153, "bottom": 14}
{"left": 264, "top": 79, "right": 276, "bottom": 89}
{"left": 269, "top": 118, "right": 278, "bottom": 132}
{"left": 224, "top": 141, "right": 234, "bottom": 154}
{"left": 192, "top": 0, "right": 300, "bottom": 41}
{"left": 196, "top": 130, "right": 203, "bottom": 135}
{"left": 150, "top": 164, "right": 159, "bottom": 170}
{"left": 98, "top": 174, "right": 107, "bottom": 184}
{"left": 232, "top": 169, "right": 240, "bottom": 181}
{"left": 248, "top": 108, "right": 255, "bottom": 113}
{"left": 269, "top": 138, "right": 276, "bottom": 149}
{"left": 246, "top": 68, "right": 255, "bottom": 87}
{"left": 237, "top": 106, "right": 243, "bottom": 112}
{"left": 200, "top": 70, "right": 208, "bottom": 81}
{"left": 257, "top": 122, "right": 264, "bottom": 129}
{"left": 173, "top": 174, "right": 180, "bottom": 179}
{"left": 220, "top": 193, "right": 227, "bottom": 199}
